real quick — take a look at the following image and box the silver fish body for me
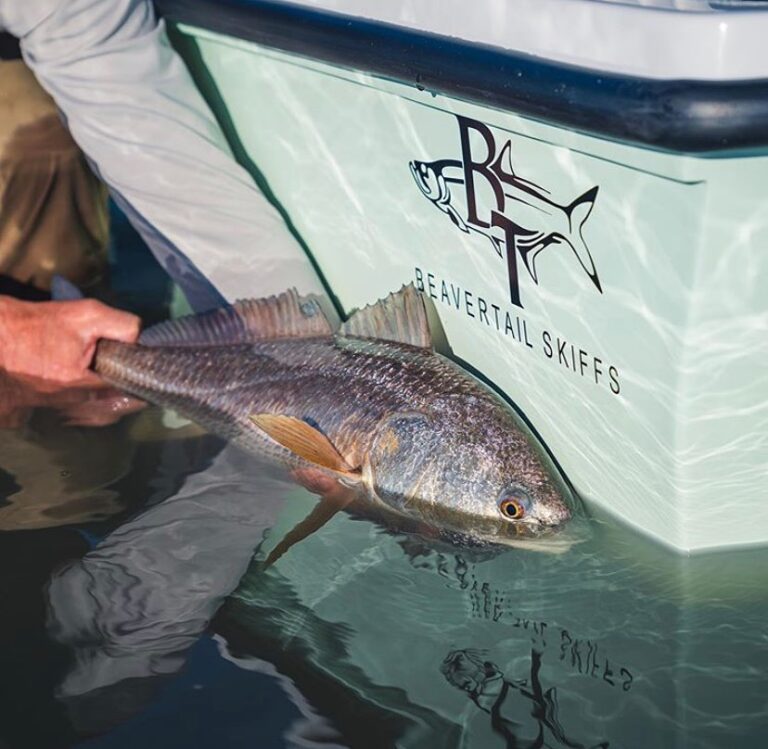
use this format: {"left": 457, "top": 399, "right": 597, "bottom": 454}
{"left": 95, "top": 328, "right": 572, "bottom": 544}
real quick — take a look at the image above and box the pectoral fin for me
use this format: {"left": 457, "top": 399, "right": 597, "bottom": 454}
{"left": 250, "top": 414, "right": 357, "bottom": 475}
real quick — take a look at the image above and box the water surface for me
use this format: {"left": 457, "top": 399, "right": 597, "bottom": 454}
{"left": 0, "top": 399, "right": 766, "bottom": 749}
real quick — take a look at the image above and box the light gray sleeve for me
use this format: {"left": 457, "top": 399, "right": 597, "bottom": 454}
{"left": 0, "top": 0, "right": 324, "bottom": 310}
{"left": 46, "top": 444, "right": 289, "bottom": 701}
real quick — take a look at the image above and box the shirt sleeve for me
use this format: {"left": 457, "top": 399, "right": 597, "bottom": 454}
{"left": 0, "top": 0, "right": 324, "bottom": 310}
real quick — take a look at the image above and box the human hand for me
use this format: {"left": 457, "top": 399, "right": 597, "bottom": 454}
{"left": 0, "top": 296, "right": 140, "bottom": 385}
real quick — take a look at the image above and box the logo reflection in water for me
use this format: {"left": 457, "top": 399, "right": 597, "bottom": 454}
{"left": 442, "top": 648, "right": 609, "bottom": 749}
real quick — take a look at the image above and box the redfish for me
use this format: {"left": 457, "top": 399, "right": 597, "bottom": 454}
{"left": 94, "top": 286, "right": 572, "bottom": 546}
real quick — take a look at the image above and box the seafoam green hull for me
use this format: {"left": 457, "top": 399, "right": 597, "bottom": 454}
{"left": 170, "top": 25, "right": 767, "bottom": 553}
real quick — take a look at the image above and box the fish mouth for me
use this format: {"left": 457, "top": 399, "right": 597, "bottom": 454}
{"left": 430, "top": 504, "right": 573, "bottom": 549}
{"left": 500, "top": 518, "right": 565, "bottom": 540}
{"left": 434, "top": 518, "right": 578, "bottom": 556}
{"left": 492, "top": 532, "right": 577, "bottom": 555}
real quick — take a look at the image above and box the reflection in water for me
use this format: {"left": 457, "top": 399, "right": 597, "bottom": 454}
{"left": 217, "top": 570, "right": 459, "bottom": 749}
{"left": 0, "top": 370, "right": 145, "bottom": 530}
{"left": 0, "top": 397, "right": 767, "bottom": 748}
{"left": 45, "top": 443, "right": 290, "bottom": 736}
{"left": 227, "top": 502, "right": 768, "bottom": 749}
{"left": 442, "top": 648, "right": 608, "bottom": 749}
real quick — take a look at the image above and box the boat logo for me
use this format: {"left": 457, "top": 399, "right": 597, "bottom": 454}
{"left": 410, "top": 116, "right": 602, "bottom": 308}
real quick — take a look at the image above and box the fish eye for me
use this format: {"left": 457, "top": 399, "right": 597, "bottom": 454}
{"left": 498, "top": 491, "right": 532, "bottom": 521}
{"left": 500, "top": 498, "right": 524, "bottom": 519}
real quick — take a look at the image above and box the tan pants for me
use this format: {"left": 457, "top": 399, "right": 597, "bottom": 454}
{"left": 0, "top": 60, "right": 108, "bottom": 291}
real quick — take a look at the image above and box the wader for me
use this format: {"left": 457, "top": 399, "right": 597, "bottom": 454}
{"left": 0, "top": 34, "right": 108, "bottom": 292}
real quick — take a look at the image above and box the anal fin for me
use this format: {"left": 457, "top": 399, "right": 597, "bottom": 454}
{"left": 265, "top": 485, "right": 355, "bottom": 567}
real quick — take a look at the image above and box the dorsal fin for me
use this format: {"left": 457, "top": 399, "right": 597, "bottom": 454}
{"left": 138, "top": 289, "right": 332, "bottom": 347}
{"left": 339, "top": 284, "right": 434, "bottom": 348}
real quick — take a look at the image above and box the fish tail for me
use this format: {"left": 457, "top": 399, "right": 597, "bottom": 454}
{"left": 563, "top": 186, "right": 602, "bottom": 293}
{"left": 564, "top": 186, "right": 599, "bottom": 229}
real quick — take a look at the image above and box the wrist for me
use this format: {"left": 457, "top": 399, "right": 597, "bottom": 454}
{"left": 0, "top": 296, "right": 18, "bottom": 370}
{"left": 0, "top": 296, "right": 34, "bottom": 373}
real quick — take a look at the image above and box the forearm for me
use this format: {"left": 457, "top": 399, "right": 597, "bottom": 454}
{"left": 1, "top": 0, "right": 323, "bottom": 310}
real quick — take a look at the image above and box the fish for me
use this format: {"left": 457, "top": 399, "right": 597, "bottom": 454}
{"left": 93, "top": 285, "right": 573, "bottom": 547}
{"left": 410, "top": 140, "right": 601, "bottom": 294}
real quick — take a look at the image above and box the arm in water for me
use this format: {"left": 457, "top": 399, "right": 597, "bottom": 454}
{"left": 45, "top": 445, "right": 289, "bottom": 732}
{"left": 0, "top": 296, "right": 139, "bottom": 384}
{"left": 0, "top": 0, "right": 324, "bottom": 311}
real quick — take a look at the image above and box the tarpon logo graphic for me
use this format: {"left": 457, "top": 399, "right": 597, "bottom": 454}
{"left": 410, "top": 116, "right": 602, "bottom": 308}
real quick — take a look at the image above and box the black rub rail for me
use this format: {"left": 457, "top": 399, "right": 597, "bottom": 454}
{"left": 156, "top": 0, "right": 768, "bottom": 154}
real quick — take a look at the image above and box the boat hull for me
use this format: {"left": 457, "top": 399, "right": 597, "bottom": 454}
{"left": 162, "top": 4, "right": 768, "bottom": 553}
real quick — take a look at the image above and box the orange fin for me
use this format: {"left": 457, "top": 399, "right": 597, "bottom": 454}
{"left": 250, "top": 414, "right": 356, "bottom": 474}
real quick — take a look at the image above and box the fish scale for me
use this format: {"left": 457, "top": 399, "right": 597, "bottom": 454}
{"left": 97, "top": 337, "right": 450, "bottom": 459}
{"left": 93, "top": 287, "right": 572, "bottom": 545}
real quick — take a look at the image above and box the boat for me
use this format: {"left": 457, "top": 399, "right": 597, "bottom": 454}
{"left": 155, "top": 0, "right": 768, "bottom": 553}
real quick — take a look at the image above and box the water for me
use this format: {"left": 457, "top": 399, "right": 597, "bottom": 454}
{"left": 0, "top": 395, "right": 766, "bottom": 749}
